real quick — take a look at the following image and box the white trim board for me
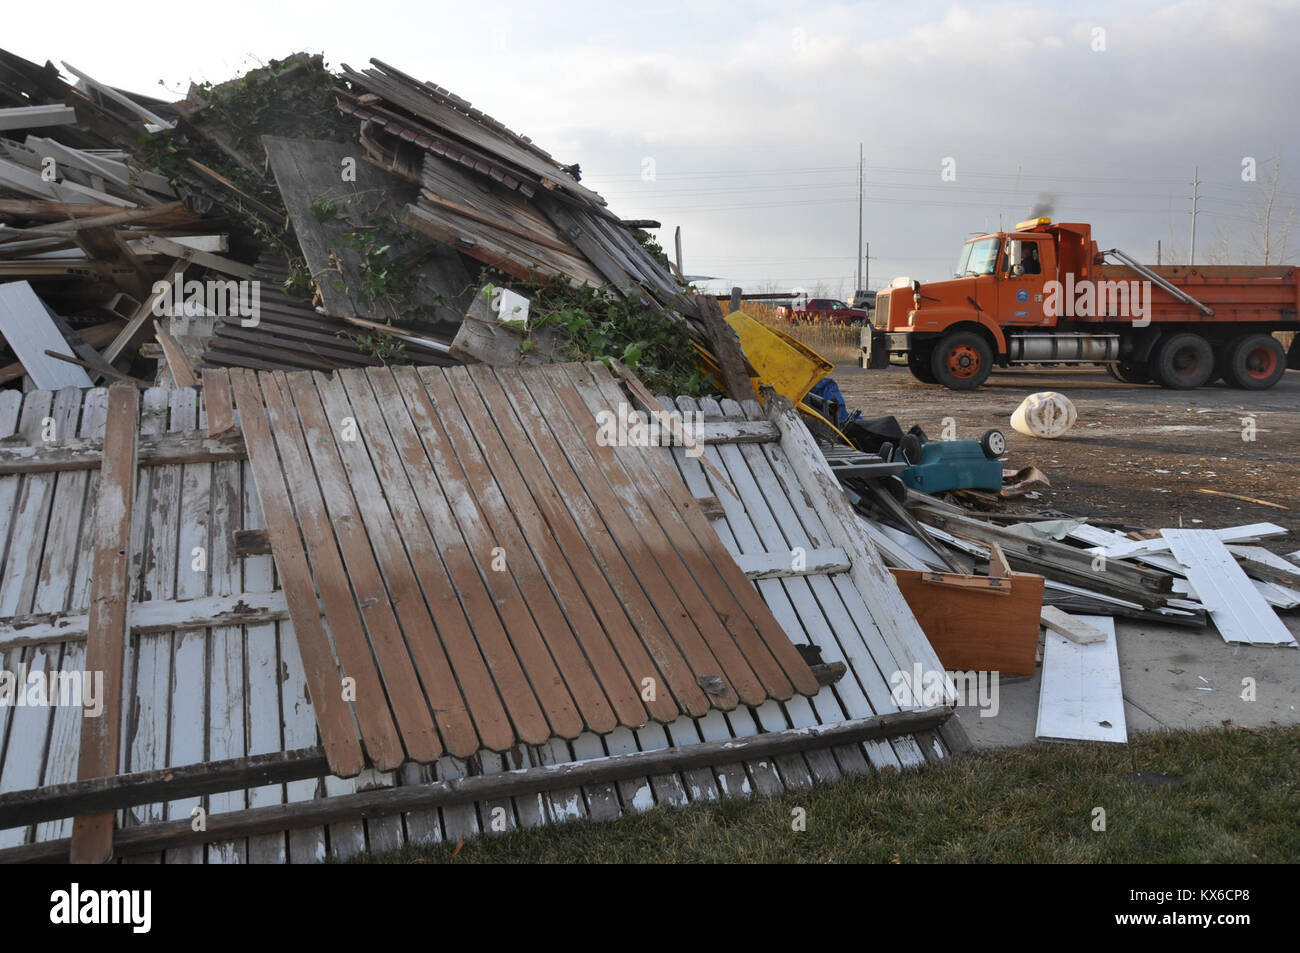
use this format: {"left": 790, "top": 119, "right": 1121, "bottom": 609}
{"left": 1086, "top": 523, "right": 1287, "bottom": 560}
{"left": 1036, "top": 615, "right": 1128, "bottom": 744}
{"left": 0, "top": 281, "right": 92, "bottom": 389}
{"left": 1163, "top": 530, "right": 1297, "bottom": 647}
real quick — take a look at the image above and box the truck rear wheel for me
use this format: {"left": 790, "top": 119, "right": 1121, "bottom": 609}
{"left": 1106, "top": 361, "right": 1151, "bottom": 384}
{"left": 1151, "top": 333, "right": 1214, "bottom": 389}
{"left": 1224, "top": 334, "right": 1286, "bottom": 390}
{"left": 931, "top": 332, "right": 993, "bottom": 390}
{"left": 907, "top": 349, "right": 937, "bottom": 383}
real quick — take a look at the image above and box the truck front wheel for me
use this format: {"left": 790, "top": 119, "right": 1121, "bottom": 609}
{"left": 1224, "top": 334, "right": 1286, "bottom": 390}
{"left": 931, "top": 332, "right": 993, "bottom": 390}
{"left": 1151, "top": 333, "right": 1213, "bottom": 389}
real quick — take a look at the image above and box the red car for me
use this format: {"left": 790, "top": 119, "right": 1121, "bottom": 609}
{"left": 784, "top": 298, "right": 872, "bottom": 325}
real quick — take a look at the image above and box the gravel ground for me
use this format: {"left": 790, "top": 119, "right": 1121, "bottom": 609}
{"left": 832, "top": 364, "right": 1299, "bottom": 550}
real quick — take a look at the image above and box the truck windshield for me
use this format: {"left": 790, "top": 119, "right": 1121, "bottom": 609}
{"left": 954, "top": 237, "right": 1001, "bottom": 277}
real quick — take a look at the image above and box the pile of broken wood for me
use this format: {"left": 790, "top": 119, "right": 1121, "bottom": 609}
{"left": 0, "top": 47, "right": 721, "bottom": 394}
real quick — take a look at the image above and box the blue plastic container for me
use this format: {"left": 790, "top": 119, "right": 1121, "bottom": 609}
{"left": 900, "top": 440, "right": 1002, "bottom": 493}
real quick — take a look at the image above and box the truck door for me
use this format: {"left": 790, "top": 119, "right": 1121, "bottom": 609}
{"left": 998, "top": 237, "right": 1054, "bottom": 326}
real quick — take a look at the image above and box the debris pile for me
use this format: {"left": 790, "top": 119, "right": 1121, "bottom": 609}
{"left": 0, "top": 49, "right": 711, "bottom": 392}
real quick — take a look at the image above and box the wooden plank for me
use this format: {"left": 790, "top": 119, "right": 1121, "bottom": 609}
{"left": 330, "top": 368, "right": 509, "bottom": 755}
{"left": 0, "top": 592, "right": 288, "bottom": 650}
{"left": 449, "top": 364, "right": 640, "bottom": 731}
{"left": 201, "top": 368, "right": 235, "bottom": 437}
{"left": 462, "top": 364, "right": 676, "bottom": 726}
{"left": 0, "top": 749, "right": 326, "bottom": 829}
{"left": 1040, "top": 606, "right": 1107, "bottom": 645}
{"left": 69, "top": 383, "right": 138, "bottom": 864}
{"left": 438, "top": 366, "right": 623, "bottom": 733}
{"left": 60, "top": 62, "right": 174, "bottom": 130}
{"left": 103, "top": 262, "right": 183, "bottom": 364}
{"left": 121, "top": 389, "right": 179, "bottom": 863}
{"left": 519, "top": 365, "right": 747, "bottom": 710}
{"left": 154, "top": 321, "right": 197, "bottom": 388}
{"left": 273, "top": 371, "right": 441, "bottom": 764}
{"left": 678, "top": 396, "right": 904, "bottom": 770}
{"left": 609, "top": 358, "right": 736, "bottom": 498}
{"left": 293, "top": 369, "right": 470, "bottom": 760}
{"left": 1162, "top": 529, "right": 1297, "bottom": 647}
{"left": 1036, "top": 616, "right": 1127, "bottom": 744}
{"left": 0, "top": 706, "right": 940, "bottom": 856}
{"left": 256, "top": 371, "right": 416, "bottom": 768}
{"left": 0, "top": 429, "right": 245, "bottom": 476}
{"left": 546, "top": 365, "right": 774, "bottom": 704}
{"left": 489, "top": 370, "right": 707, "bottom": 721}
{"left": 703, "top": 397, "right": 914, "bottom": 768}
{"left": 341, "top": 367, "right": 533, "bottom": 750}
{"left": 572, "top": 365, "right": 818, "bottom": 701}
{"left": 32, "top": 388, "right": 104, "bottom": 844}
{"left": 412, "top": 367, "right": 584, "bottom": 740}
{"left": 0, "top": 282, "right": 92, "bottom": 389}
{"left": 163, "top": 391, "right": 209, "bottom": 862}
{"left": 240, "top": 474, "right": 292, "bottom": 863}
{"left": 204, "top": 438, "right": 247, "bottom": 863}
{"left": 225, "top": 368, "right": 365, "bottom": 777}
{"left": 697, "top": 294, "right": 752, "bottom": 400}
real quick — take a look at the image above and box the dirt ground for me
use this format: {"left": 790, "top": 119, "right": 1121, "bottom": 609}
{"left": 832, "top": 364, "right": 1299, "bottom": 552}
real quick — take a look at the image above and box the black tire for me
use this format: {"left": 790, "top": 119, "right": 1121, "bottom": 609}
{"left": 907, "top": 349, "right": 937, "bottom": 383}
{"left": 980, "top": 429, "right": 1006, "bottom": 459}
{"left": 1106, "top": 361, "right": 1152, "bottom": 384}
{"left": 898, "top": 433, "right": 924, "bottom": 465}
{"left": 1223, "top": 333, "right": 1286, "bottom": 390}
{"left": 930, "top": 331, "right": 994, "bottom": 390}
{"left": 1151, "top": 333, "right": 1214, "bottom": 389}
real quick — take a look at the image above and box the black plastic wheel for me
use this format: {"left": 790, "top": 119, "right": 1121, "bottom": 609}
{"left": 980, "top": 429, "right": 1006, "bottom": 459}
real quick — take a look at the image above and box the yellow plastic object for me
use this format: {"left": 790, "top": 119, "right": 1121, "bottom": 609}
{"left": 708, "top": 309, "right": 834, "bottom": 405}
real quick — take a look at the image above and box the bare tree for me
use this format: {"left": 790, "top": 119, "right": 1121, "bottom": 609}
{"left": 1207, "top": 223, "right": 1235, "bottom": 265}
{"left": 1248, "top": 155, "right": 1297, "bottom": 264}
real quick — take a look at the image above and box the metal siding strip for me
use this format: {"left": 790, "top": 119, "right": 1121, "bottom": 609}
{"left": 1163, "top": 529, "right": 1297, "bottom": 646}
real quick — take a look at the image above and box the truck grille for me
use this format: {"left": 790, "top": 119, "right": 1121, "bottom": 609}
{"left": 872, "top": 292, "right": 890, "bottom": 329}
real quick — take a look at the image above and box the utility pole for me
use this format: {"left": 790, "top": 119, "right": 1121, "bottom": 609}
{"left": 1156, "top": 239, "right": 1161, "bottom": 265}
{"left": 856, "top": 143, "right": 863, "bottom": 292}
{"left": 1189, "top": 167, "right": 1200, "bottom": 265}
{"left": 864, "top": 242, "right": 870, "bottom": 290}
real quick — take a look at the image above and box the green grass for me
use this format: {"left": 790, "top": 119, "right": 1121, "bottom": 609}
{"left": 356, "top": 726, "right": 1300, "bottom": 863}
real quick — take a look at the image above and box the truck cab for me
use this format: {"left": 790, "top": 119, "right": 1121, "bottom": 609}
{"left": 869, "top": 219, "right": 1117, "bottom": 388}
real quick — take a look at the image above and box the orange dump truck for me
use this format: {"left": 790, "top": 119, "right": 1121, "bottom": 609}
{"left": 867, "top": 218, "right": 1300, "bottom": 390}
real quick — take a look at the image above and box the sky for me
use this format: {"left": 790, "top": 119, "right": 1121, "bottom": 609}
{"left": 8, "top": 0, "right": 1299, "bottom": 297}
